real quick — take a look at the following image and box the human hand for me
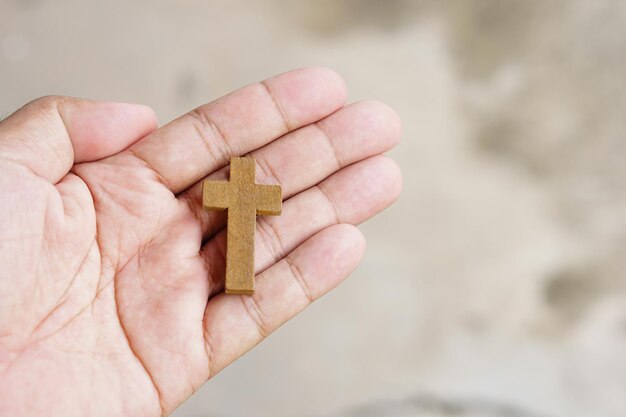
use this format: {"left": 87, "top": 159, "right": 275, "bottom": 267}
{"left": 0, "top": 67, "right": 401, "bottom": 416}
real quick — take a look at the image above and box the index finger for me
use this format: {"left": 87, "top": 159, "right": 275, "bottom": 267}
{"left": 125, "top": 67, "right": 347, "bottom": 193}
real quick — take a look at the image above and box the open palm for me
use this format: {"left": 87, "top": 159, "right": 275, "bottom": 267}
{"left": 0, "top": 68, "right": 401, "bottom": 417}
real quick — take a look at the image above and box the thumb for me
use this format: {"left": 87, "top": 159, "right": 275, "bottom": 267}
{"left": 0, "top": 96, "right": 157, "bottom": 183}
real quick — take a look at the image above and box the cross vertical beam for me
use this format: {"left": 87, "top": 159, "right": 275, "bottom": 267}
{"left": 202, "top": 157, "right": 282, "bottom": 295}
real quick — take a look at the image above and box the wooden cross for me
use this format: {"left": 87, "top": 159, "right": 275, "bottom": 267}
{"left": 202, "top": 157, "right": 282, "bottom": 295}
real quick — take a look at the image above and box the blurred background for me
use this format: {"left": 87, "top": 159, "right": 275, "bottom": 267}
{"left": 2, "top": 1, "right": 626, "bottom": 416}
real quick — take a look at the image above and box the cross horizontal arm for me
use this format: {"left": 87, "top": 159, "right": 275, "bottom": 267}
{"left": 255, "top": 184, "right": 282, "bottom": 215}
{"left": 202, "top": 180, "right": 231, "bottom": 210}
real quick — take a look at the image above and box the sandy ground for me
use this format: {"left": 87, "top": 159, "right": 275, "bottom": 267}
{"left": 2, "top": 1, "right": 626, "bottom": 416}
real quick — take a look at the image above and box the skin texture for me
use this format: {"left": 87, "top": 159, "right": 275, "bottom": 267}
{"left": 0, "top": 67, "right": 402, "bottom": 417}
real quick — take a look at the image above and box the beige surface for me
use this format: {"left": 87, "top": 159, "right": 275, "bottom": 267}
{"left": 2, "top": 1, "right": 626, "bottom": 416}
